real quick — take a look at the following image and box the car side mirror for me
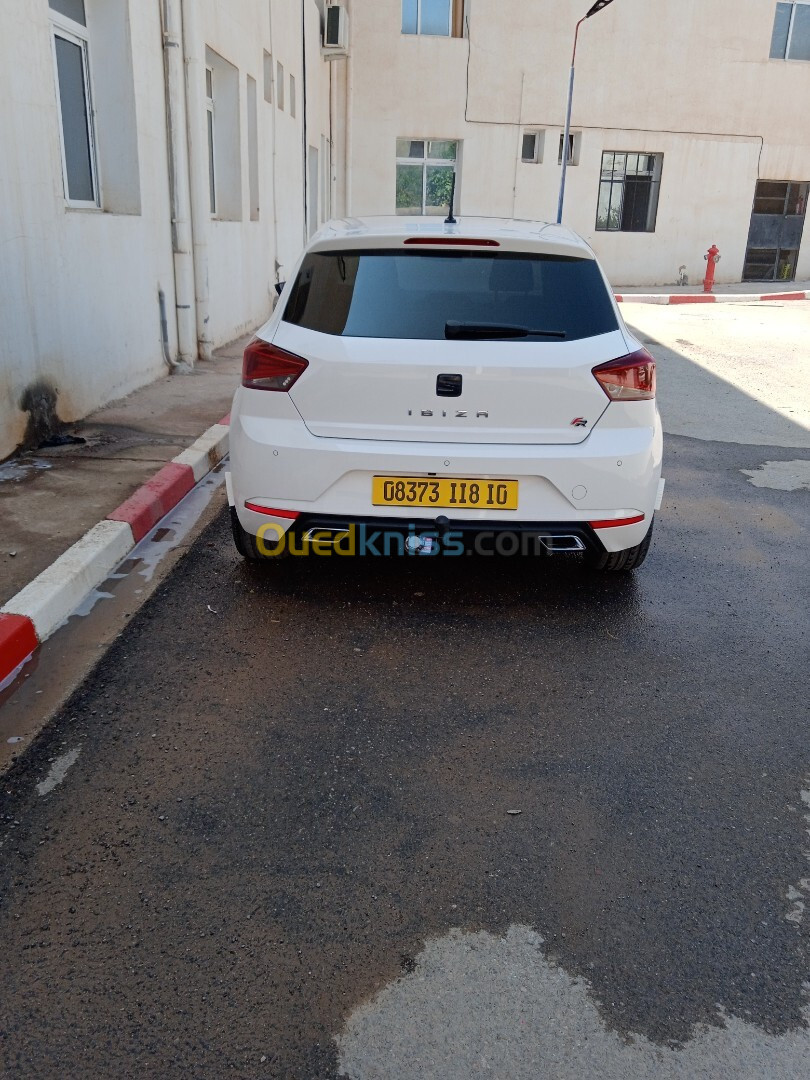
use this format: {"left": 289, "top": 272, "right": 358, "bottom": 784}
{"left": 274, "top": 281, "right": 286, "bottom": 296}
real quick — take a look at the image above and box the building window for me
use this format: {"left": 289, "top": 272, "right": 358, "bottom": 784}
{"left": 321, "top": 133, "right": 331, "bottom": 223}
{"left": 558, "top": 132, "right": 581, "bottom": 166}
{"left": 743, "top": 180, "right": 808, "bottom": 281}
{"left": 277, "top": 60, "right": 285, "bottom": 111}
{"left": 402, "top": 0, "right": 466, "bottom": 37}
{"left": 49, "top": 0, "right": 98, "bottom": 206}
{"left": 596, "top": 152, "right": 663, "bottom": 232}
{"left": 770, "top": 2, "right": 810, "bottom": 60}
{"left": 205, "top": 48, "right": 242, "bottom": 221}
{"left": 396, "top": 139, "right": 458, "bottom": 216}
{"left": 247, "top": 75, "right": 259, "bottom": 221}
{"left": 263, "top": 51, "right": 273, "bottom": 103}
{"left": 205, "top": 66, "right": 216, "bottom": 215}
{"left": 521, "top": 130, "right": 544, "bottom": 164}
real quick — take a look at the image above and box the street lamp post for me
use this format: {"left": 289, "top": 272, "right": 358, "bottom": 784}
{"left": 556, "top": 0, "right": 616, "bottom": 225}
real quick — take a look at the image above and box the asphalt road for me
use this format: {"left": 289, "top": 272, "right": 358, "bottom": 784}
{"left": 2, "top": 314, "right": 810, "bottom": 1077}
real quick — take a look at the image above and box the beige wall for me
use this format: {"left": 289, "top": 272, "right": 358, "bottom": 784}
{"left": 344, "top": 0, "right": 810, "bottom": 285}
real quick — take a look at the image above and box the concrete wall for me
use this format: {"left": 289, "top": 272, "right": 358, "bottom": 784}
{"left": 344, "top": 0, "right": 810, "bottom": 286}
{"left": 0, "top": 0, "right": 175, "bottom": 456}
{"left": 0, "top": 0, "right": 332, "bottom": 460}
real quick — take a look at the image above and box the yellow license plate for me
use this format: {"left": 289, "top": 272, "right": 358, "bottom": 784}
{"left": 372, "top": 476, "right": 518, "bottom": 510}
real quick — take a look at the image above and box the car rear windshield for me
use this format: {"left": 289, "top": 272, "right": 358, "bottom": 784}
{"left": 282, "top": 250, "right": 618, "bottom": 341}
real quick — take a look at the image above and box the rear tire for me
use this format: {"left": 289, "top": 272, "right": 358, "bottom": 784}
{"left": 230, "top": 507, "right": 285, "bottom": 561}
{"left": 585, "top": 517, "right": 653, "bottom": 572}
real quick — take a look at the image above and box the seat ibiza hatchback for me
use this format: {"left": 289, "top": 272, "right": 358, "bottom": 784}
{"left": 227, "top": 217, "right": 663, "bottom": 571}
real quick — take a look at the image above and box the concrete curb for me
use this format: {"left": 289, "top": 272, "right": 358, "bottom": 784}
{"left": 3, "top": 520, "right": 135, "bottom": 642}
{"left": 615, "top": 290, "right": 809, "bottom": 305}
{"left": 108, "top": 462, "right": 195, "bottom": 544}
{"left": 0, "top": 416, "right": 231, "bottom": 685}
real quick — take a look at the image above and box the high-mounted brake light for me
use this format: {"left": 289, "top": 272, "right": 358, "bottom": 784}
{"left": 403, "top": 237, "right": 500, "bottom": 247}
{"left": 242, "top": 339, "right": 308, "bottom": 392}
{"left": 592, "top": 348, "right": 656, "bottom": 401}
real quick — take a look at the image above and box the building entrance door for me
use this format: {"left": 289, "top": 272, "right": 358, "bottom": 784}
{"left": 743, "top": 181, "right": 808, "bottom": 281}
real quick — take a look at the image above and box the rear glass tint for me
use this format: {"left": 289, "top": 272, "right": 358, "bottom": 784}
{"left": 282, "top": 250, "right": 618, "bottom": 341}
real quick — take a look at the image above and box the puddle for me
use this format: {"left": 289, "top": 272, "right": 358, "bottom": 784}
{"left": 337, "top": 926, "right": 810, "bottom": 1079}
{"left": 785, "top": 784, "right": 810, "bottom": 926}
{"left": 741, "top": 460, "right": 810, "bottom": 491}
{"left": 0, "top": 458, "right": 53, "bottom": 484}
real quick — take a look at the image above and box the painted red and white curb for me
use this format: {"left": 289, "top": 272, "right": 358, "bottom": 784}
{"left": 615, "top": 290, "right": 809, "bottom": 305}
{"left": 0, "top": 415, "right": 231, "bottom": 686}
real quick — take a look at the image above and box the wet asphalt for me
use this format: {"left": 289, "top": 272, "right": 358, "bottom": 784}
{"left": 1, "top": 430, "right": 809, "bottom": 1078}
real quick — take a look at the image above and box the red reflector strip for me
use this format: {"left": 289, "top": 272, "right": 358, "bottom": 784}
{"left": 589, "top": 514, "right": 646, "bottom": 530}
{"left": 244, "top": 501, "right": 300, "bottom": 519}
{"left": 403, "top": 237, "right": 500, "bottom": 247}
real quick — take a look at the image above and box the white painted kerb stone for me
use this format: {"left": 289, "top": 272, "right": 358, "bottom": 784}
{"left": 1, "top": 519, "right": 134, "bottom": 641}
{"left": 173, "top": 423, "right": 230, "bottom": 482}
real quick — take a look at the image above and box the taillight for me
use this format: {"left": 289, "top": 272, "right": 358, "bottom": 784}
{"left": 592, "top": 349, "right": 656, "bottom": 401}
{"left": 242, "top": 339, "right": 308, "bottom": 392}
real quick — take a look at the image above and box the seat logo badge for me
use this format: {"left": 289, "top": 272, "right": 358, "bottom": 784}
{"left": 571, "top": 417, "right": 588, "bottom": 428}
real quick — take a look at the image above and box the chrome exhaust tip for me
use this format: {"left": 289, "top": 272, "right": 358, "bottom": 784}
{"left": 537, "top": 534, "right": 586, "bottom": 553}
{"left": 302, "top": 528, "right": 351, "bottom": 547}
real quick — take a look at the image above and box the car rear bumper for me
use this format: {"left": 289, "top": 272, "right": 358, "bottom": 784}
{"left": 229, "top": 404, "right": 663, "bottom": 554}
{"left": 261, "top": 512, "right": 615, "bottom": 558}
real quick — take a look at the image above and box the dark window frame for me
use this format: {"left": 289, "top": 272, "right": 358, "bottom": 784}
{"left": 395, "top": 139, "right": 459, "bottom": 216}
{"left": 521, "top": 131, "right": 543, "bottom": 164}
{"left": 595, "top": 152, "right": 663, "bottom": 233}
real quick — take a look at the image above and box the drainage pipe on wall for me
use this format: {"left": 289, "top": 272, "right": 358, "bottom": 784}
{"left": 180, "top": 0, "right": 213, "bottom": 360}
{"left": 301, "top": 0, "right": 309, "bottom": 244}
{"left": 268, "top": 0, "right": 281, "bottom": 284}
{"left": 160, "top": 0, "right": 196, "bottom": 368}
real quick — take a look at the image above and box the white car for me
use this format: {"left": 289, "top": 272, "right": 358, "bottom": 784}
{"left": 227, "top": 216, "right": 663, "bottom": 571}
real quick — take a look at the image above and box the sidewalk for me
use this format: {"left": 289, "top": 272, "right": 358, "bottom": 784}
{"left": 614, "top": 279, "right": 810, "bottom": 304}
{"left": 0, "top": 336, "right": 246, "bottom": 608}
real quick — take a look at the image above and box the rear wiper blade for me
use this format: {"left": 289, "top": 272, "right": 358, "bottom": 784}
{"left": 445, "top": 321, "right": 566, "bottom": 340}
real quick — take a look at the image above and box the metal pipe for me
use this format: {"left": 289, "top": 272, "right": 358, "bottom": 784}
{"left": 160, "top": 0, "right": 195, "bottom": 368}
{"left": 556, "top": 1, "right": 616, "bottom": 223}
{"left": 268, "top": 0, "right": 281, "bottom": 284}
{"left": 158, "top": 288, "right": 173, "bottom": 368}
{"left": 345, "top": 30, "right": 353, "bottom": 216}
{"left": 556, "top": 16, "right": 586, "bottom": 224}
{"left": 301, "top": 0, "right": 309, "bottom": 242}
{"left": 180, "top": 0, "right": 213, "bottom": 360}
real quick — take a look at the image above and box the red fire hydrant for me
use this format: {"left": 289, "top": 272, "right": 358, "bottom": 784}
{"left": 703, "top": 244, "right": 721, "bottom": 293}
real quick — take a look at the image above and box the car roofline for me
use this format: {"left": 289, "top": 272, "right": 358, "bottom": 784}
{"left": 306, "top": 216, "right": 595, "bottom": 260}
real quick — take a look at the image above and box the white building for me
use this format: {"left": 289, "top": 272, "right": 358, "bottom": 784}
{"left": 2, "top": 0, "right": 809, "bottom": 459}
{"left": 0, "top": 0, "right": 334, "bottom": 459}
{"left": 343, "top": 0, "right": 810, "bottom": 287}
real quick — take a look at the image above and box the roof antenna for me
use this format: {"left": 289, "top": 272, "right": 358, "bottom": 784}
{"left": 444, "top": 172, "right": 457, "bottom": 225}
